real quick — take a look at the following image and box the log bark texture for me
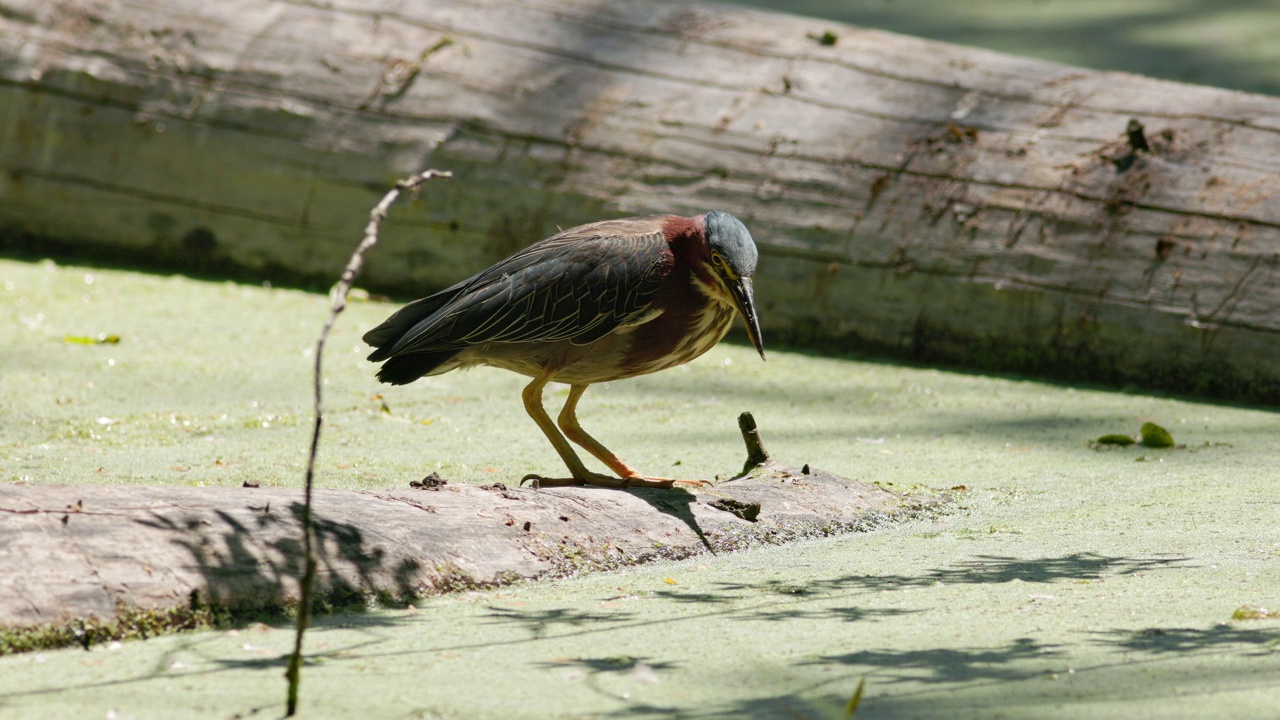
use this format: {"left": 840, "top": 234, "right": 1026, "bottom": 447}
{"left": 0, "top": 469, "right": 915, "bottom": 631}
{"left": 3, "top": 0, "right": 1280, "bottom": 399}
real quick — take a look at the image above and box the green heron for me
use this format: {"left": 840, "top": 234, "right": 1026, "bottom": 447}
{"left": 364, "top": 211, "right": 764, "bottom": 489}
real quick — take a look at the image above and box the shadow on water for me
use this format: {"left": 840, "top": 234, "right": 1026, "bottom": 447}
{"left": 747, "top": 605, "right": 920, "bottom": 624}
{"left": 483, "top": 607, "right": 638, "bottom": 639}
{"left": 576, "top": 552, "right": 1270, "bottom": 719}
{"left": 807, "top": 637, "right": 1063, "bottom": 685}
{"left": 534, "top": 655, "right": 680, "bottom": 675}
{"left": 0, "top": 235, "right": 340, "bottom": 296}
{"left": 3, "top": 546, "right": 1259, "bottom": 714}
{"left": 598, "top": 616, "right": 1280, "bottom": 720}
{"left": 1092, "top": 624, "right": 1280, "bottom": 656}
{"left": 711, "top": 552, "right": 1193, "bottom": 595}
{"left": 466, "top": 553, "right": 1192, "bottom": 649}
{"left": 789, "top": 336, "right": 1276, "bottom": 412}
{"left": 534, "top": 655, "right": 684, "bottom": 700}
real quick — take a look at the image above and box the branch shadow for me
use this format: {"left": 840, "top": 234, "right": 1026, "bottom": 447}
{"left": 1092, "top": 623, "right": 1280, "bottom": 656}
{"left": 649, "top": 590, "right": 741, "bottom": 605}
{"left": 600, "top": 616, "right": 1280, "bottom": 718}
{"left": 135, "top": 501, "right": 424, "bottom": 618}
{"left": 914, "top": 552, "right": 1192, "bottom": 585}
{"left": 532, "top": 655, "right": 681, "bottom": 676}
{"left": 807, "top": 637, "right": 1062, "bottom": 685}
{"left": 710, "top": 552, "right": 1191, "bottom": 596}
{"left": 482, "top": 606, "right": 638, "bottom": 639}
{"left": 626, "top": 487, "right": 715, "bottom": 554}
{"left": 745, "top": 605, "right": 920, "bottom": 624}
{"left": 534, "top": 655, "right": 684, "bottom": 705}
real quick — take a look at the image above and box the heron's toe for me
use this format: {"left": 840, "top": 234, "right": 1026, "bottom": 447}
{"left": 621, "top": 475, "right": 708, "bottom": 489}
{"left": 521, "top": 472, "right": 631, "bottom": 489}
{"left": 520, "top": 473, "right": 579, "bottom": 488}
{"left": 521, "top": 472, "right": 702, "bottom": 490}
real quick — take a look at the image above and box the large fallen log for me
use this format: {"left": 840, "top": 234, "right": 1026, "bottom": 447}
{"left": 3, "top": 0, "right": 1280, "bottom": 400}
{"left": 0, "top": 462, "right": 921, "bottom": 639}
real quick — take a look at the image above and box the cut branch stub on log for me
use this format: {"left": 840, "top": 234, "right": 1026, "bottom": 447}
{"left": 737, "top": 411, "right": 772, "bottom": 474}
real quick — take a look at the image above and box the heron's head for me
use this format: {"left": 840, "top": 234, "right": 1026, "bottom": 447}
{"left": 703, "top": 211, "right": 765, "bottom": 361}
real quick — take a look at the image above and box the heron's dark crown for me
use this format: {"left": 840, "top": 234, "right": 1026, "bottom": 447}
{"left": 703, "top": 211, "right": 757, "bottom": 278}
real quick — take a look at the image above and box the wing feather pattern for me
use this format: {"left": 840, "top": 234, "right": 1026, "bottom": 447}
{"left": 365, "top": 218, "right": 675, "bottom": 376}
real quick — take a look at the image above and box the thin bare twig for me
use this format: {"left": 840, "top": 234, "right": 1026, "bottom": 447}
{"left": 285, "top": 169, "right": 451, "bottom": 717}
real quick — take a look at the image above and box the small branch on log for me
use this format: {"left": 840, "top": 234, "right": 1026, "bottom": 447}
{"left": 1113, "top": 118, "right": 1150, "bottom": 172}
{"left": 1126, "top": 119, "right": 1151, "bottom": 153}
{"left": 286, "top": 169, "right": 451, "bottom": 717}
{"left": 737, "top": 411, "right": 771, "bottom": 474}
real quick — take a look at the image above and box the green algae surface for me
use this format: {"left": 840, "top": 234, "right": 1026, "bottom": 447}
{"left": 2, "top": 257, "right": 1279, "bottom": 718}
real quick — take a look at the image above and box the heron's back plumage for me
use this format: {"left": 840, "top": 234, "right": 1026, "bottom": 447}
{"left": 364, "top": 217, "right": 676, "bottom": 384}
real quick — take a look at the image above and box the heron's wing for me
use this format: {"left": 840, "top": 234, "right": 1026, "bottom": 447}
{"left": 362, "top": 277, "right": 471, "bottom": 357}
{"left": 382, "top": 220, "right": 674, "bottom": 358}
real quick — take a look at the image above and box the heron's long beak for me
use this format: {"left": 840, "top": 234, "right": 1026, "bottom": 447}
{"left": 728, "top": 276, "right": 766, "bottom": 361}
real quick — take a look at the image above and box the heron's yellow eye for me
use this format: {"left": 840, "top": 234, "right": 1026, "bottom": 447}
{"left": 711, "top": 252, "right": 725, "bottom": 268}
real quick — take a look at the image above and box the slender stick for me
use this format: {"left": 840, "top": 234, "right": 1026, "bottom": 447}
{"left": 285, "top": 169, "right": 451, "bottom": 716}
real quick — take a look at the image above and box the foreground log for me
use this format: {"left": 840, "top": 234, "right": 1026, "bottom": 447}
{"left": 3, "top": 0, "right": 1280, "bottom": 400}
{"left": 0, "top": 445, "right": 923, "bottom": 638}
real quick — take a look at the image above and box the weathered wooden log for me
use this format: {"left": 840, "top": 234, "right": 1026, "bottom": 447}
{"left": 0, "top": 467, "right": 918, "bottom": 634}
{"left": 3, "top": 0, "right": 1280, "bottom": 400}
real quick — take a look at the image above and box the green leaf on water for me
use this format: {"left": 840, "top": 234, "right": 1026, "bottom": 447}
{"left": 63, "top": 334, "right": 121, "bottom": 345}
{"left": 1232, "top": 604, "right": 1276, "bottom": 620}
{"left": 843, "top": 677, "right": 866, "bottom": 719}
{"left": 808, "top": 30, "right": 840, "bottom": 46}
{"left": 1140, "top": 422, "right": 1174, "bottom": 448}
{"left": 1095, "top": 434, "right": 1136, "bottom": 446}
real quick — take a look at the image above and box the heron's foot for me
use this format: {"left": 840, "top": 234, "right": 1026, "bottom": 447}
{"left": 619, "top": 475, "right": 697, "bottom": 489}
{"left": 520, "top": 471, "right": 627, "bottom": 489}
{"left": 520, "top": 473, "right": 706, "bottom": 490}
